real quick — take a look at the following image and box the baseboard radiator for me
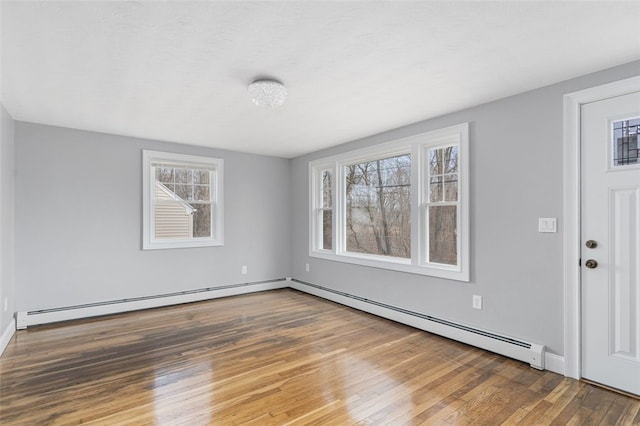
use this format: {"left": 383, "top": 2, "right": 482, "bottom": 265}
{"left": 15, "top": 277, "right": 545, "bottom": 370}
{"left": 16, "top": 279, "right": 288, "bottom": 329}
{"left": 289, "top": 279, "right": 545, "bottom": 370}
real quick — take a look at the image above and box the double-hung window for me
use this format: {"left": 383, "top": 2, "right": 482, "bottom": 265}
{"left": 143, "top": 150, "right": 224, "bottom": 250}
{"left": 310, "top": 123, "right": 469, "bottom": 281}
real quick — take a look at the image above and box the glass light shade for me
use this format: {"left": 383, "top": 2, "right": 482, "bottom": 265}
{"left": 248, "top": 79, "right": 287, "bottom": 107}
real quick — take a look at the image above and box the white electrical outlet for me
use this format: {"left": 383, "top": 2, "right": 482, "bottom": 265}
{"left": 472, "top": 295, "right": 482, "bottom": 310}
{"left": 305, "top": 263, "right": 310, "bottom": 272}
{"left": 3, "top": 297, "right": 7, "bottom": 312}
{"left": 241, "top": 266, "right": 248, "bottom": 275}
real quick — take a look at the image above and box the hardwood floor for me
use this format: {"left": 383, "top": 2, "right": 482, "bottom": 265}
{"left": 1, "top": 289, "right": 638, "bottom": 425}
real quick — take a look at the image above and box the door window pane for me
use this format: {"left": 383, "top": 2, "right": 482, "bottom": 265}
{"left": 613, "top": 118, "right": 639, "bottom": 167}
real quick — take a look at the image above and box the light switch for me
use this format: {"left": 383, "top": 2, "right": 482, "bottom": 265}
{"left": 538, "top": 218, "right": 557, "bottom": 233}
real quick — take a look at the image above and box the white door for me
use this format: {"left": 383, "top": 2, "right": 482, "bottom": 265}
{"left": 581, "top": 91, "right": 640, "bottom": 396}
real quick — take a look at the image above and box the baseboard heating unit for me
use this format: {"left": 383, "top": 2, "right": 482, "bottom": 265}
{"left": 14, "top": 277, "right": 545, "bottom": 371}
{"left": 289, "top": 279, "right": 545, "bottom": 370}
{"left": 16, "top": 279, "right": 288, "bottom": 329}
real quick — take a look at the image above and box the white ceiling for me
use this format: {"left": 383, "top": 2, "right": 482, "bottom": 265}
{"left": 1, "top": 1, "right": 639, "bottom": 158}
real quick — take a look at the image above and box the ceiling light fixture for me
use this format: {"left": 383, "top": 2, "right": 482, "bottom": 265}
{"left": 248, "top": 78, "right": 287, "bottom": 108}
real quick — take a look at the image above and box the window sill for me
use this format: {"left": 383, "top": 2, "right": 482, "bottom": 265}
{"left": 143, "top": 239, "right": 224, "bottom": 250}
{"left": 309, "top": 250, "right": 469, "bottom": 282}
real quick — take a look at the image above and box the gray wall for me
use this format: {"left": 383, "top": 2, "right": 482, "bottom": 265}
{"left": 0, "top": 103, "right": 15, "bottom": 333}
{"left": 290, "top": 60, "right": 640, "bottom": 357}
{"left": 14, "top": 123, "right": 291, "bottom": 312}
{"left": 9, "top": 60, "right": 640, "bottom": 359}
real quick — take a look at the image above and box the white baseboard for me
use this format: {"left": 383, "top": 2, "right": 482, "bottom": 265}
{"left": 9, "top": 277, "right": 567, "bottom": 376}
{"left": 1, "top": 318, "right": 16, "bottom": 356}
{"left": 289, "top": 279, "right": 546, "bottom": 370}
{"left": 544, "top": 352, "right": 565, "bottom": 375}
{"left": 16, "top": 279, "right": 288, "bottom": 329}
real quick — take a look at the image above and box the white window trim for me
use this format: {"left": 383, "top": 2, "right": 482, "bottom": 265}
{"left": 309, "top": 123, "right": 469, "bottom": 281}
{"left": 143, "top": 150, "right": 224, "bottom": 250}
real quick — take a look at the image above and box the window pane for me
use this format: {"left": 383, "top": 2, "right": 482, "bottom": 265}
{"left": 322, "top": 170, "right": 333, "bottom": 208}
{"left": 445, "top": 174, "right": 458, "bottom": 202}
{"left": 429, "top": 146, "right": 458, "bottom": 203}
{"left": 430, "top": 176, "right": 443, "bottom": 202}
{"left": 345, "top": 154, "right": 411, "bottom": 258}
{"left": 156, "top": 167, "right": 174, "bottom": 183}
{"left": 429, "top": 205, "right": 457, "bottom": 265}
{"left": 192, "top": 204, "right": 211, "bottom": 238}
{"left": 193, "top": 185, "right": 210, "bottom": 201}
{"left": 154, "top": 201, "right": 193, "bottom": 240}
{"left": 444, "top": 146, "right": 458, "bottom": 173}
{"left": 175, "top": 184, "right": 191, "bottom": 200}
{"left": 429, "top": 149, "right": 442, "bottom": 175}
{"left": 194, "top": 170, "right": 210, "bottom": 184}
{"left": 175, "top": 168, "right": 189, "bottom": 184}
{"left": 322, "top": 209, "right": 332, "bottom": 250}
{"left": 162, "top": 183, "right": 175, "bottom": 194}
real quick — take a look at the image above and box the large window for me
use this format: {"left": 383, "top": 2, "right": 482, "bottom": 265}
{"left": 143, "top": 150, "right": 223, "bottom": 250}
{"left": 310, "top": 123, "right": 469, "bottom": 281}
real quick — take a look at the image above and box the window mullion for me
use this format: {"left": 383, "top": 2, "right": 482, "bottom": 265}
{"left": 334, "top": 161, "right": 343, "bottom": 255}
{"left": 318, "top": 168, "right": 326, "bottom": 251}
{"left": 311, "top": 166, "right": 320, "bottom": 252}
{"left": 317, "top": 170, "right": 323, "bottom": 251}
{"left": 410, "top": 143, "right": 421, "bottom": 266}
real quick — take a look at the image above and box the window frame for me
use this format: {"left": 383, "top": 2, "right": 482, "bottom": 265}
{"left": 309, "top": 123, "right": 469, "bottom": 281}
{"left": 142, "top": 150, "right": 224, "bottom": 250}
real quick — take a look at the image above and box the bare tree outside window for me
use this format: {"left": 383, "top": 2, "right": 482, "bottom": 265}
{"left": 321, "top": 170, "right": 333, "bottom": 250}
{"left": 427, "top": 146, "right": 458, "bottom": 265}
{"left": 345, "top": 154, "right": 411, "bottom": 258}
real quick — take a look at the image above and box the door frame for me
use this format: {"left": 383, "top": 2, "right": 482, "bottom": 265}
{"left": 562, "top": 75, "right": 640, "bottom": 379}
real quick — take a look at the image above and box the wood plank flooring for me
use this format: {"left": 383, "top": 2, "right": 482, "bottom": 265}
{"left": 1, "top": 289, "right": 638, "bottom": 425}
